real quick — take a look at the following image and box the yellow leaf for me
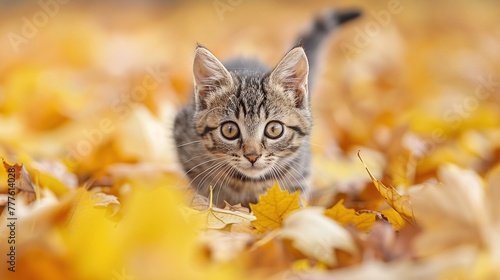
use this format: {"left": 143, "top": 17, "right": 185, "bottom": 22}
{"left": 358, "top": 151, "right": 415, "bottom": 224}
{"left": 381, "top": 208, "right": 406, "bottom": 231}
{"left": 91, "top": 192, "right": 121, "bottom": 217}
{"left": 182, "top": 186, "right": 256, "bottom": 229}
{"left": 324, "top": 199, "right": 377, "bottom": 232}
{"left": 250, "top": 182, "right": 301, "bottom": 233}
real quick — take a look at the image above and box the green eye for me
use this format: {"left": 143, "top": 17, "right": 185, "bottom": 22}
{"left": 221, "top": 121, "right": 240, "bottom": 140}
{"left": 265, "top": 121, "right": 284, "bottom": 139}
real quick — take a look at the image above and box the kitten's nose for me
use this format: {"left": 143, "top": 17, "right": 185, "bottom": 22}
{"left": 244, "top": 153, "right": 261, "bottom": 164}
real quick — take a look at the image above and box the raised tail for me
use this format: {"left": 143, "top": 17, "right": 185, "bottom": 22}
{"left": 297, "top": 9, "right": 361, "bottom": 90}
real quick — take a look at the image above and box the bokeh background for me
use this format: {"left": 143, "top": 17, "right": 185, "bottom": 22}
{"left": 0, "top": 0, "right": 500, "bottom": 279}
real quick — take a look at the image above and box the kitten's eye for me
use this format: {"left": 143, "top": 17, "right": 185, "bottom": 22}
{"left": 220, "top": 121, "right": 240, "bottom": 140}
{"left": 265, "top": 121, "right": 284, "bottom": 139}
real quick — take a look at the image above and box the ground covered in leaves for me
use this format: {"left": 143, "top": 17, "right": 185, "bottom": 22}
{"left": 1, "top": 1, "right": 500, "bottom": 279}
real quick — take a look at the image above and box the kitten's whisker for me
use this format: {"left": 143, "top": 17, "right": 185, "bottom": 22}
{"left": 207, "top": 164, "right": 231, "bottom": 196}
{"left": 278, "top": 161, "right": 310, "bottom": 194}
{"left": 269, "top": 166, "right": 284, "bottom": 190}
{"left": 186, "top": 160, "right": 225, "bottom": 193}
{"left": 303, "top": 140, "right": 325, "bottom": 149}
{"left": 276, "top": 161, "right": 309, "bottom": 196}
{"left": 185, "top": 160, "right": 225, "bottom": 205}
{"left": 195, "top": 161, "right": 228, "bottom": 195}
{"left": 210, "top": 164, "right": 233, "bottom": 207}
{"left": 176, "top": 140, "right": 204, "bottom": 148}
{"left": 271, "top": 164, "right": 292, "bottom": 194}
{"left": 217, "top": 166, "right": 236, "bottom": 206}
{"left": 197, "top": 106, "right": 225, "bottom": 121}
{"left": 182, "top": 154, "right": 211, "bottom": 165}
{"left": 175, "top": 157, "right": 221, "bottom": 189}
{"left": 273, "top": 163, "right": 295, "bottom": 194}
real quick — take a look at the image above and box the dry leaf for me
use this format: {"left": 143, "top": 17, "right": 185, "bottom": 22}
{"left": 90, "top": 192, "right": 121, "bottom": 217}
{"left": 182, "top": 186, "right": 256, "bottom": 229}
{"left": 324, "top": 199, "right": 377, "bottom": 232}
{"left": 224, "top": 201, "right": 251, "bottom": 214}
{"left": 199, "top": 230, "right": 254, "bottom": 262}
{"left": 281, "top": 207, "right": 357, "bottom": 266}
{"left": 187, "top": 190, "right": 210, "bottom": 210}
{"left": 250, "top": 182, "right": 301, "bottom": 233}
{"left": 412, "top": 164, "right": 490, "bottom": 258}
{"left": 2, "top": 159, "right": 37, "bottom": 203}
{"left": 380, "top": 208, "right": 406, "bottom": 231}
{"left": 358, "top": 151, "right": 414, "bottom": 224}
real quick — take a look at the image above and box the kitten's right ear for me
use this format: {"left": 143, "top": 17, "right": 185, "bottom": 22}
{"left": 193, "top": 46, "right": 233, "bottom": 101}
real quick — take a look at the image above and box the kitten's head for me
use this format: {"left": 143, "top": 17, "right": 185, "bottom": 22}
{"left": 192, "top": 45, "right": 311, "bottom": 179}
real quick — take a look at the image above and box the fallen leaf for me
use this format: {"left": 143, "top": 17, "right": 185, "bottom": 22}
{"left": 91, "top": 192, "right": 121, "bottom": 217}
{"left": 199, "top": 230, "right": 254, "bottom": 262}
{"left": 380, "top": 208, "right": 406, "bottom": 231}
{"left": 250, "top": 182, "right": 301, "bottom": 233}
{"left": 224, "top": 201, "right": 251, "bottom": 214}
{"left": 281, "top": 207, "right": 357, "bottom": 266}
{"left": 182, "top": 186, "right": 256, "bottom": 229}
{"left": 412, "top": 164, "right": 490, "bottom": 258}
{"left": 324, "top": 199, "right": 377, "bottom": 232}
{"left": 358, "top": 151, "right": 414, "bottom": 224}
{"left": 2, "top": 158, "right": 37, "bottom": 203}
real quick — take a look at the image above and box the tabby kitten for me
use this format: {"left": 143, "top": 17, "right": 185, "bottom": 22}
{"left": 174, "top": 10, "right": 360, "bottom": 207}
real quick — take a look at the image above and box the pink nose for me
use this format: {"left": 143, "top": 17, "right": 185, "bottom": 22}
{"left": 244, "top": 153, "right": 261, "bottom": 164}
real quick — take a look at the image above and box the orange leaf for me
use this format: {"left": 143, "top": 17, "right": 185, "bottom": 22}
{"left": 324, "top": 199, "right": 377, "bottom": 232}
{"left": 358, "top": 151, "right": 414, "bottom": 224}
{"left": 250, "top": 182, "right": 301, "bottom": 233}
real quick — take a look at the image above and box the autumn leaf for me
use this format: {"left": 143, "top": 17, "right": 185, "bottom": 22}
{"left": 250, "top": 182, "right": 301, "bottom": 233}
{"left": 412, "top": 164, "right": 490, "bottom": 257}
{"left": 281, "top": 207, "right": 358, "bottom": 266}
{"left": 2, "top": 158, "right": 37, "bottom": 203}
{"left": 224, "top": 201, "right": 251, "bottom": 214}
{"left": 381, "top": 208, "right": 406, "bottom": 231}
{"left": 324, "top": 199, "right": 377, "bottom": 232}
{"left": 358, "top": 151, "right": 414, "bottom": 224}
{"left": 91, "top": 192, "right": 121, "bottom": 217}
{"left": 182, "top": 186, "right": 256, "bottom": 229}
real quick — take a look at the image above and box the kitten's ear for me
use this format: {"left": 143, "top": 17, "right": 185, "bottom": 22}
{"left": 193, "top": 46, "right": 233, "bottom": 100}
{"left": 269, "top": 47, "right": 309, "bottom": 108}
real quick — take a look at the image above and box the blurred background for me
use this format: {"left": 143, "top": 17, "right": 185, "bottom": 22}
{"left": 0, "top": 0, "right": 499, "bottom": 200}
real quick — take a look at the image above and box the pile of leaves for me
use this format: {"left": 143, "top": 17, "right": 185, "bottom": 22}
{"left": 1, "top": 1, "right": 500, "bottom": 279}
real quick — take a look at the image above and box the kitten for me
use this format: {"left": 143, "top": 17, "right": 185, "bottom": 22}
{"left": 174, "top": 10, "right": 360, "bottom": 207}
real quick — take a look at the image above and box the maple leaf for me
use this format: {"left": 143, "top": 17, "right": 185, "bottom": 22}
{"left": 182, "top": 186, "right": 256, "bottom": 229}
{"left": 380, "top": 208, "right": 406, "bottom": 231}
{"left": 324, "top": 199, "right": 377, "bottom": 232}
{"left": 358, "top": 151, "right": 414, "bottom": 224}
{"left": 250, "top": 182, "right": 301, "bottom": 233}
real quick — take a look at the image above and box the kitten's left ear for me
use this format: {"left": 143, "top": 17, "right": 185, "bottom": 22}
{"left": 193, "top": 46, "right": 233, "bottom": 107}
{"left": 269, "top": 47, "right": 309, "bottom": 108}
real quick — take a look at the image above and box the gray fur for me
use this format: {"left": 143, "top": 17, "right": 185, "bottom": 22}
{"left": 174, "top": 10, "right": 360, "bottom": 207}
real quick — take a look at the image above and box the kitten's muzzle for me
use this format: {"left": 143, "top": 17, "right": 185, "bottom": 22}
{"left": 244, "top": 153, "right": 261, "bottom": 164}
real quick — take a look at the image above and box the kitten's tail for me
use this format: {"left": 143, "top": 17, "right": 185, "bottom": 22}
{"left": 297, "top": 9, "right": 361, "bottom": 90}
